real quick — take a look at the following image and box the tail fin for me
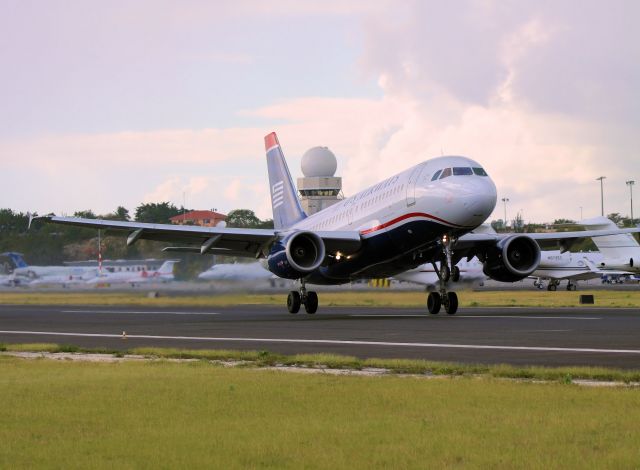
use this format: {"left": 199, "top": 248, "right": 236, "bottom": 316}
{"left": 264, "top": 132, "right": 306, "bottom": 230}
{"left": 2, "top": 252, "right": 28, "bottom": 269}
{"left": 157, "top": 260, "right": 178, "bottom": 274}
{"left": 581, "top": 217, "right": 640, "bottom": 259}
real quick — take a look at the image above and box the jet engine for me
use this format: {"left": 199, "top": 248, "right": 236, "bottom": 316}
{"left": 597, "top": 257, "right": 638, "bottom": 272}
{"left": 482, "top": 235, "right": 541, "bottom": 282}
{"left": 267, "top": 231, "right": 326, "bottom": 279}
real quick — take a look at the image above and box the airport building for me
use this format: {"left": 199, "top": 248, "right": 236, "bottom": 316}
{"left": 297, "top": 146, "right": 343, "bottom": 215}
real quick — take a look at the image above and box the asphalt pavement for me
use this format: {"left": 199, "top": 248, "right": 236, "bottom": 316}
{"left": 1, "top": 304, "right": 640, "bottom": 368}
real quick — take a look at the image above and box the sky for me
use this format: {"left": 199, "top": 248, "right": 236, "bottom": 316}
{"left": 1, "top": 0, "right": 639, "bottom": 223}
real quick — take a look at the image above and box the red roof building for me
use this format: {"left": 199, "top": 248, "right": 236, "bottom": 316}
{"left": 169, "top": 210, "right": 227, "bottom": 227}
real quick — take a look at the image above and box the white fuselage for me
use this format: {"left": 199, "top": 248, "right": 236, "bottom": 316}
{"left": 293, "top": 156, "right": 497, "bottom": 238}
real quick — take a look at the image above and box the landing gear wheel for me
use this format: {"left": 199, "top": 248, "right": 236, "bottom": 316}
{"left": 547, "top": 284, "right": 557, "bottom": 292}
{"left": 566, "top": 283, "right": 577, "bottom": 291}
{"left": 445, "top": 292, "right": 458, "bottom": 315}
{"left": 304, "top": 291, "right": 318, "bottom": 314}
{"left": 451, "top": 266, "right": 460, "bottom": 282}
{"left": 440, "top": 264, "right": 451, "bottom": 283}
{"left": 287, "top": 291, "right": 301, "bottom": 314}
{"left": 427, "top": 292, "right": 441, "bottom": 314}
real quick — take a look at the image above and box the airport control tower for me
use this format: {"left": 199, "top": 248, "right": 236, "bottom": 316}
{"left": 297, "top": 146, "right": 343, "bottom": 215}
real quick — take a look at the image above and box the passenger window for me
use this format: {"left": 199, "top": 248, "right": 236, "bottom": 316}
{"left": 440, "top": 168, "right": 452, "bottom": 179}
{"left": 453, "top": 167, "right": 473, "bottom": 176}
{"left": 431, "top": 170, "right": 442, "bottom": 181}
{"left": 472, "top": 167, "right": 488, "bottom": 176}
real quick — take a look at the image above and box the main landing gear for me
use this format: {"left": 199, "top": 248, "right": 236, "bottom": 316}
{"left": 427, "top": 234, "right": 459, "bottom": 315}
{"left": 287, "top": 280, "right": 318, "bottom": 314}
{"left": 547, "top": 280, "right": 560, "bottom": 291}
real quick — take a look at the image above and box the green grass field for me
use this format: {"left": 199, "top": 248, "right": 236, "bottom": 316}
{"left": 0, "top": 289, "right": 639, "bottom": 308}
{"left": 0, "top": 356, "right": 639, "bottom": 468}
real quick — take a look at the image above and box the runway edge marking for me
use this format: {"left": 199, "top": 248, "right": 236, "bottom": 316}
{"left": 1, "top": 330, "right": 640, "bottom": 355}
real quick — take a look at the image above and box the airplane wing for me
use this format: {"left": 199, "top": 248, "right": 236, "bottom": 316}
{"left": 40, "top": 216, "right": 362, "bottom": 257}
{"left": 455, "top": 227, "right": 640, "bottom": 253}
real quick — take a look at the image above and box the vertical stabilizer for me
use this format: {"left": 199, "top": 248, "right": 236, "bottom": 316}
{"left": 264, "top": 132, "right": 306, "bottom": 230}
{"left": 3, "top": 252, "right": 28, "bottom": 269}
{"left": 157, "top": 260, "right": 178, "bottom": 274}
{"left": 581, "top": 217, "right": 640, "bottom": 259}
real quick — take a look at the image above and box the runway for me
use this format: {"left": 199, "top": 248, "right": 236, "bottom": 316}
{"left": 1, "top": 304, "right": 640, "bottom": 368}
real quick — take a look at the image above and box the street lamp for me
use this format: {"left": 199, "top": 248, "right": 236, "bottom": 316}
{"left": 596, "top": 176, "right": 606, "bottom": 216}
{"left": 501, "top": 197, "right": 509, "bottom": 230}
{"left": 627, "top": 180, "right": 635, "bottom": 224}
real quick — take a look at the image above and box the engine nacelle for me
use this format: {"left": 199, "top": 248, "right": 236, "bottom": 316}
{"left": 267, "top": 231, "right": 326, "bottom": 279}
{"left": 482, "top": 235, "right": 541, "bottom": 282}
{"left": 598, "top": 257, "right": 637, "bottom": 271}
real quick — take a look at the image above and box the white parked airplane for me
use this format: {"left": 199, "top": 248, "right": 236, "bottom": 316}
{"left": 38, "top": 132, "right": 640, "bottom": 314}
{"left": 582, "top": 217, "right": 640, "bottom": 274}
{"left": 87, "top": 260, "right": 178, "bottom": 286}
{"left": 394, "top": 257, "right": 486, "bottom": 290}
{"left": 3, "top": 252, "right": 98, "bottom": 284}
{"left": 531, "top": 217, "right": 639, "bottom": 290}
{"left": 198, "top": 261, "right": 273, "bottom": 282}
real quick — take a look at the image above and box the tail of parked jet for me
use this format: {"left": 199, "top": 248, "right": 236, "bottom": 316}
{"left": 2, "top": 252, "right": 28, "bottom": 269}
{"left": 264, "top": 132, "right": 306, "bottom": 230}
{"left": 157, "top": 260, "right": 179, "bottom": 274}
{"left": 581, "top": 217, "right": 640, "bottom": 260}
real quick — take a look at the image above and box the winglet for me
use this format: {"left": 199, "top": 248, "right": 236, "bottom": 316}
{"left": 264, "top": 132, "right": 279, "bottom": 152}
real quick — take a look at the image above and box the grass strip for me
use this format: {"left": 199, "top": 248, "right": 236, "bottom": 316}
{"left": 1, "top": 357, "right": 640, "bottom": 468}
{"left": 1, "top": 289, "right": 640, "bottom": 308}
{"left": 3, "top": 343, "right": 640, "bottom": 384}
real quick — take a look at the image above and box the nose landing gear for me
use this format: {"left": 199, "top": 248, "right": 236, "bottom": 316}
{"left": 287, "top": 280, "right": 318, "bottom": 314}
{"left": 427, "top": 234, "right": 459, "bottom": 315}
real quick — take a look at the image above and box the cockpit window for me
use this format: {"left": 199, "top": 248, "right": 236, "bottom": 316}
{"left": 431, "top": 169, "right": 442, "bottom": 181}
{"left": 439, "top": 168, "right": 452, "bottom": 179}
{"left": 453, "top": 167, "right": 473, "bottom": 176}
{"left": 472, "top": 167, "right": 488, "bottom": 176}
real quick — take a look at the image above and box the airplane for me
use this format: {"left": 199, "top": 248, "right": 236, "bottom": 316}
{"left": 582, "top": 217, "right": 640, "bottom": 274}
{"left": 3, "top": 252, "right": 98, "bottom": 284}
{"left": 86, "top": 260, "right": 178, "bottom": 286}
{"left": 198, "top": 261, "right": 273, "bottom": 282}
{"left": 198, "top": 261, "right": 291, "bottom": 288}
{"left": 394, "top": 257, "right": 486, "bottom": 290}
{"left": 531, "top": 217, "right": 640, "bottom": 291}
{"left": 37, "top": 132, "right": 640, "bottom": 315}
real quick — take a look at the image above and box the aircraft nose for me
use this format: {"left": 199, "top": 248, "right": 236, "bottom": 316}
{"left": 462, "top": 177, "right": 497, "bottom": 221}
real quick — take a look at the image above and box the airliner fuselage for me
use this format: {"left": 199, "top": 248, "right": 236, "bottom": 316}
{"left": 269, "top": 156, "right": 497, "bottom": 284}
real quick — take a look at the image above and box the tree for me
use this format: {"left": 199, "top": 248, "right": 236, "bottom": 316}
{"left": 103, "top": 206, "right": 130, "bottom": 221}
{"left": 226, "top": 209, "right": 262, "bottom": 228}
{"left": 134, "top": 202, "right": 182, "bottom": 223}
{"left": 552, "top": 219, "right": 576, "bottom": 225}
{"left": 73, "top": 210, "right": 96, "bottom": 219}
{"left": 606, "top": 213, "right": 623, "bottom": 225}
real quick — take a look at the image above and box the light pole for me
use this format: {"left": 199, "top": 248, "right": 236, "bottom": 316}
{"left": 501, "top": 197, "right": 509, "bottom": 230}
{"left": 627, "top": 180, "right": 635, "bottom": 224}
{"left": 596, "top": 176, "right": 606, "bottom": 216}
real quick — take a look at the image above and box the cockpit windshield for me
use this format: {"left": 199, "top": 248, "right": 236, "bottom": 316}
{"left": 434, "top": 166, "right": 489, "bottom": 180}
{"left": 453, "top": 167, "right": 473, "bottom": 176}
{"left": 439, "top": 168, "right": 452, "bottom": 179}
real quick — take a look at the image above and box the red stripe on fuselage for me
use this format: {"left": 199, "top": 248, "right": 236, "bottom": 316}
{"left": 359, "top": 212, "right": 471, "bottom": 235}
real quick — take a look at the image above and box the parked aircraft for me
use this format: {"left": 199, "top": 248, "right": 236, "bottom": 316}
{"left": 394, "top": 257, "right": 486, "bottom": 290}
{"left": 582, "top": 217, "right": 640, "bottom": 274}
{"left": 3, "top": 252, "right": 98, "bottom": 284}
{"left": 38, "top": 132, "right": 640, "bottom": 315}
{"left": 86, "top": 260, "right": 178, "bottom": 286}
{"left": 198, "top": 262, "right": 272, "bottom": 282}
{"left": 531, "top": 217, "right": 639, "bottom": 290}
